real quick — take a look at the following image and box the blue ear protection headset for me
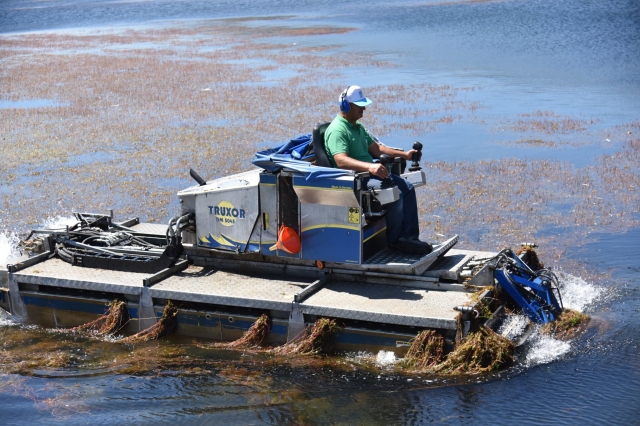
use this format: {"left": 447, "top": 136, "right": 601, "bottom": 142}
{"left": 340, "top": 86, "right": 351, "bottom": 113}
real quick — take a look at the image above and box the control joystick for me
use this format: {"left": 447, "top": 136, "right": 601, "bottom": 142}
{"left": 409, "top": 141, "right": 423, "bottom": 172}
{"left": 378, "top": 154, "right": 394, "bottom": 188}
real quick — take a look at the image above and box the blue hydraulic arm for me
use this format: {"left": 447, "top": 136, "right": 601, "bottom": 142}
{"left": 492, "top": 249, "right": 563, "bottom": 324}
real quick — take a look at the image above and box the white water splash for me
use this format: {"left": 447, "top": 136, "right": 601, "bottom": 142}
{"left": 555, "top": 270, "right": 603, "bottom": 312}
{"left": 40, "top": 215, "right": 77, "bottom": 230}
{"left": 0, "top": 216, "right": 77, "bottom": 267}
{"left": 513, "top": 271, "right": 601, "bottom": 367}
{"left": 523, "top": 333, "right": 571, "bottom": 367}
{"left": 376, "top": 350, "right": 397, "bottom": 366}
{"left": 498, "top": 314, "right": 529, "bottom": 341}
{"left": 498, "top": 313, "right": 571, "bottom": 368}
{"left": 0, "top": 232, "right": 21, "bottom": 266}
{"left": 0, "top": 307, "right": 15, "bottom": 326}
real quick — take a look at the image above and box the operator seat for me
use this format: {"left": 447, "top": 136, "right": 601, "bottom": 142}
{"left": 311, "top": 121, "right": 397, "bottom": 218}
{"left": 312, "top": 121, "right": 332, "bottom": 168}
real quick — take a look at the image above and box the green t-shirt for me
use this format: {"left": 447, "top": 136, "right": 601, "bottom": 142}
{"left": 324, "top": 115, "right": 375, "bottom": 168}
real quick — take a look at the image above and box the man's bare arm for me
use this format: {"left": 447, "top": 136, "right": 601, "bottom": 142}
{"left": 333, "top": 153, "right": 388, "bottom": 179}
{"left": 368, "top": 143, "right": 417, "bottom": 161}
{"left": 333, "top": 142, "right": 421, "bottom": 179}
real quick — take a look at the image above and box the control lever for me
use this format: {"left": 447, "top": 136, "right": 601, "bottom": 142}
{"left": 393, "top": 156, "right": 403, "bottom": 176}
{"left": 378, "top": 154, "right": 394, "bottom": 188}
{"left": 409, "top": 141, "right": 423, "bottom": 172}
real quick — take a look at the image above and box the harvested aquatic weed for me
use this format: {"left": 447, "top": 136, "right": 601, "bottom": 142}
{"left": 274, "top": 318, "right": 343, "bottom": 355}
{"left": 70, "top": 300, "right": 129, "bottom": 336}
{"left": 465, "top": 287, "right": 496, "bottom": 319}
{"left": 541, "top": 308, "right": 590, "bottom": 340}
{"left": 516, "top": 245, "right": 544, "bottom": 271}
{"left": 215, "top": 313, "right": 271, "bottom": 349}
{"left": 432, "top": 326, "right": 514, "bottom": 374}
{"left": 399, "top": 330, "right": 444, "bottom": 369}
{"left": 119, "top": 301, "right": 178, "bottom": 344}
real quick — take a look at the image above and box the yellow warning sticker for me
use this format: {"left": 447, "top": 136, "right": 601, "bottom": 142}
{"left": 348, "top": 207, "right": 360, "bottom": 224}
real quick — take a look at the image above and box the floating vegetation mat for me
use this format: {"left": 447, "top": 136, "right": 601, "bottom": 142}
{"left": 541, "top": 308, "right": 590, "bottom": 340}
{"left": 70, "top": 300, "right": 129, "bottom": 336}
{"left": 214, "top": 314, "right": 271, "bottom": 349}
{"left": 419, "top": 133, "right": 640, "bottom": 260}
{"left": 432, "top": 326, "right": 514, "bottom": 374}
{"left": 119, "top": 301, "right": 177, "bottom": 344}
{"left": 399, "top": 330, "right": 444, "bottom": 369}
{"left": 0, "top": 20, "right": 489, "bottom": 230}
{"left": 506, "top": 110, "right": 598, "bottom": 135}
{"left": 273, "top": 318, "right": 343, "bottom": 356}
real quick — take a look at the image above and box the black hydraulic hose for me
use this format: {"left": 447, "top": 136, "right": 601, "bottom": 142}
{"left": 176, "top": 219, "right": 193, "bottom": 234}
{"left": 58, "top": 238, "right": 120, "bottom": 256}
{"left": 174, "top": 216, "right": 185, "bottom": 238}
{"left": 166, "top": 215, "right": 180, "bottom": 244}
{"left": 110, "top": 222, "right": 136, "bottom": 232}
{"left": 168, "top": 213, "right": 193, "bottom": 245}
{"left": 82, "top": 230, "right": 158, "bottom": 249}
{"left": 55, "top": 243, "right": 74, "bottom": 264}
{"left": 535, "top": 268, "right": 564, "bottom": 309}
{"left": 82, "top": 236, "right": 103, "bottom": 245}
{"left": 174, "top": 213, "right": 193, "bottom": 237}
{"left": 553, "top": 287, "right": 564, "bottom": 310}
{"left": 129, "top": 235, "right": 158, "bottom": 248}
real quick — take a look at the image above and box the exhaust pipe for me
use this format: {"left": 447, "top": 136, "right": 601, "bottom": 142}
{"left": 190, "top": 168, "right": 207, "bottom": 186}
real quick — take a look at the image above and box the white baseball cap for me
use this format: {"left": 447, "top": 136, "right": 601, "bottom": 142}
{"left": 341, "top": 85, "right": 372, "bottom": 107}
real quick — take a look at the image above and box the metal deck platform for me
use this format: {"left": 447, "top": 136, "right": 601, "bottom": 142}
{"left": 7, "top": 257, "right": 157, "bottom": 329}
{"left": 13, "top": 258, "right": 147, "bottom": 295}
{"left": 423, "top": 248, "right": 497, "bottom": 280}
{"left": 3, "top": 222, "right": 497, "bottom": 350}
{"left": 300, "top": 281, "right": 469, "bottom": 330}
{"left": 6, "top": 255, "right": 475, "bottom": 334}
{"left": 149, "top": 266, "right": 311, "bottom": 312}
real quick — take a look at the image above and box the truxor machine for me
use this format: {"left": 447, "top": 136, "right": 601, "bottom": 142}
{"left": 2, "top": 123, "right": 562, "bottom": 354}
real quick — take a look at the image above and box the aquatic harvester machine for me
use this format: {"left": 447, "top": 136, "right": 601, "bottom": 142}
{"left": 1, "top": 124, "right": 562, "bottom": 353}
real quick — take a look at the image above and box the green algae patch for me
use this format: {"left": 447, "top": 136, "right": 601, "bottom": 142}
{"left": 541, "top": 308, "right": 590, "bottom": 340}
